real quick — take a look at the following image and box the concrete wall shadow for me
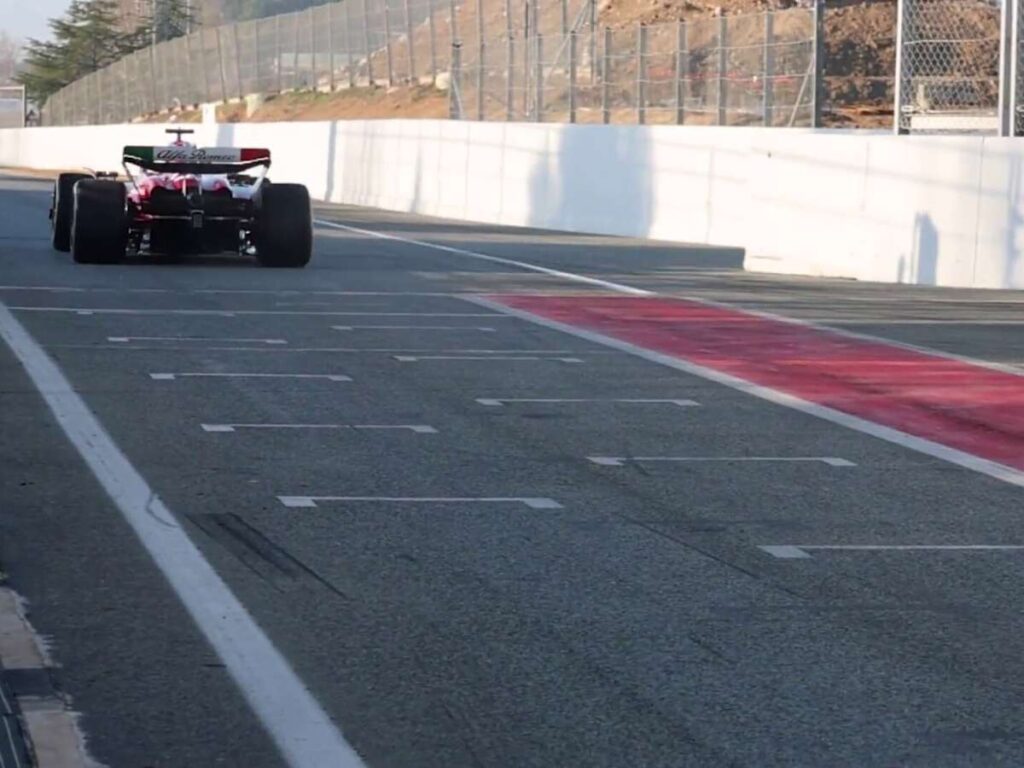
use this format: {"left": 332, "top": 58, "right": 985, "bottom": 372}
{"left": 912, "top": 212, "right": 939, "bottom": 286}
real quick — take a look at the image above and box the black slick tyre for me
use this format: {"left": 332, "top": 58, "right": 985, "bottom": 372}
{"left": 71, "top": 180, "right": 127, "bottom": 265}
{"left": 51, "top": 172, "right": 92, "bottom": 252}
{"left": 254, "top": 184, "right": 312, "bottom": 268}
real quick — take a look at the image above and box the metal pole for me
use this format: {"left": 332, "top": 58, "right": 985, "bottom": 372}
{"left": 477, "top": 38, "right": 485, "bottom": 119}
{"left": 151, "top": 42, "right": 161, "bottom": 111}
{"left": 561, "top": 0, "right": 569, "bottom": 36}
{"left": 217, "top": 28, "right": 229, "bottom": 102}
{"left": 717, "top": 14, "right": 727, "bottom": 126}
{"left": 589, "top": 0, "right": 596, "bottom": 85}
{"left": 428, "top": 0, "right": 438, "bottom": 84}
{"left": 449, "top": 41, "right": 462, "bottom": 118}
{"left": 233, "top": 23, "right": 244, "bottom": 98}
{"left": 812, "top": 0, "right": 824, "bottom": 128}
{"left": 327, "top": 3, "right": 335, "bottom": 91}
{"left": 310, "top": 9, "right": 318, "bottom": 90}
{"left": 403, "top": 0, "right": 416, "bottom": 83}
{"left": 636, "top": 24, "right": 646, "bottom": 125}
{"left": 506, "top": 36, "right": 514, "bottom": 120}
{"left": 998, "top": 0, "right": 1014, "bottom": 136}
{"left": 449, "top": 0, "right": 458, "bottom": 45}
{"left": 384, "top": 0, "right": 395, "bottom": 85}
{"left": 893, "top": 0, "right": 906, "bottom": 134}
{"left": 535, "top": 33, "right": 543, "bottom": 122}
{"left": 762, "top": 10, "right": 774, "bottom": 126}
{"left": 523, "top": 5, "right": 530, "bottom": 118}
{"left": 275, "top": 15, "right": 283, "bottom": 92}
{"left": 675, "top": 20, "right": 686, "bottom": 125}
{"left": 1012, "top": 0, "right": 1021, "bottom": 135}
{"left": 345, "top": 0, "right": 357, "bottom": 87}
{"left": 569, "top": 31, "right": 577, "bottom": 123}
{"left": 363, "top": 0, "right": 374, "bottom": 84}
{"left": 293, "top": 14, "right": 301, "bottom": 89}
{"left": 602, "top": 26, "right": 611, "bottom": 124}
{"left": 122, "top": 57, "right": 129, "bottom": 122}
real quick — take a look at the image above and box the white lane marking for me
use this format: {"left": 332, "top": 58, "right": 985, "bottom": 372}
{"left": 11, "top": 307, "right": 501, "bottom": 318}
{"left": 150, "top": 373, "right": 352, "bottom": 382}
{"left": 588, "top": 456, "right": 856, "bottom": 467}
{"left": 475, "top": 398, "right": 699, "bottom": 407}
{"left": 313, "top": 219, "right": 654, "bottom": 296}
{"left": 109, "top": 336, "right": 287, "bottom": 345}
{"left": 0, "top": 302, "right": 364, "bottom": 768}
{"left": 332, "top": 325, "right": 497, "bottom": 332}
{"left": 202, "top": 423, "right": 437, "bottom": 434}
{"left": 59, "top": 345, "right": 602, "bottom": 355}
{"left": 395, "top": 355, "right": 584, "bottom": 363}
{"left": 760, "top": 544, "right": 1024, "bottom": 559}
{"left": 464, "top": 295, "right": 1024, "bottom": 489}
{"left": 279, "top": 496, "right": 563, "bottom": 509}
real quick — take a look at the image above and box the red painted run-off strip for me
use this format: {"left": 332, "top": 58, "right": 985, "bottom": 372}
{"left": 490, "top": 295, "right": 1024, "bottom": 473}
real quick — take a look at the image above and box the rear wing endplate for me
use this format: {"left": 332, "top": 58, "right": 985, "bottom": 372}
{"left": 122, "top": 146, "right": 271, "bottom": 175}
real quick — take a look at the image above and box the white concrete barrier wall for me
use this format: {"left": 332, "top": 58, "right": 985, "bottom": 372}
{"left": 2, "top": 120, "right": 1021, "bottom": 290}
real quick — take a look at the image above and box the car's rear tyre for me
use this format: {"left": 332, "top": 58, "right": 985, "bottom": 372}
{"left": 71, "top": 180, "right": 127, "bottom": 265}
{"left": 254, "top": 184, "right": 312, "bottom": 268}
{"left": 51, "top": 173, "right": 92, "bottom": 252}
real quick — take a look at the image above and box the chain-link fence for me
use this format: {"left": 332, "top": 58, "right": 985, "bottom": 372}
{"left": 41, "top": 0, "right": 818, "bottom": 128}
{"left": 895, "top": 0, "right": 1003, "bottom": 133}
{"left": 452, "top": 8, "right": 817, "bottom": 125}
{"left": 0, "top": 86, "right": 25, "bottom": 128}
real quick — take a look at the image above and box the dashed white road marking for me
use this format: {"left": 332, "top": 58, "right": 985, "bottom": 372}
{"left": 332, "top": 325, "right": 497, "bottom": 332}
{"left": 150, "top": 373, "right": 352, "bottom": 382}
{"left": 587, "top": 456, "right": 856, "bottom": 467}
{"left": 10, "top": 306, "right": 501, "bottom": 318}
{"left": 110, "top": 336, "right": 287, "bottom": 345}
{"left": 395, "top": 355, "right": 585, "bottom": 363}
{"left": 202, "top": 423, "right": 437, "bottom": 433}
{"left": 761, "top": 544, "right": 1024, "bottom": 559}
{"left": 466, "top": 295, "right": 1024, "bottom": 489}
{"left": 475, "top": 398, "right": 699, "bottom": 407}
{"left": 0, "top": 302, "right": 365, "bottom": 768}
{"left": 278, "top": 496, "right": 563, "bottom": 510}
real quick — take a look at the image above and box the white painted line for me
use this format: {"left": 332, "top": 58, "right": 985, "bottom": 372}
{"left": 150, "top": 373, "right": 352, "bottom": 382}
{"left": 10, "top": 307, "right": 500, "bottom": 318}
{"left": 760, "top": 544, "right": 1024, "bottom": 559}
{"left": 278, "top": 496, "right": 563, "bottom": 510}
{"left": 109, "top": 336, "right": 287, "bottom": 345}
{"left": 465, "top": 296, "right": 1024, "bottom": 489}
{"left": 395, "top": 355, "right": 584, "bottom": 363}
{"left": 587, "top": 456, "right": 856, "bottom": 467}
{"left": 314, "top": 219, "right": 654, "bottom": 296}
{"left": 0, "top": 301, "right": 364, "bottom": 768}
{"left": 332, "top": 325, "right": 497, "bottom": 332}
{"left": 475, "top": 398, "right": 699, "bottom": 407}
{"left": 201, "top": 424, "right": 437, "bottom": 434}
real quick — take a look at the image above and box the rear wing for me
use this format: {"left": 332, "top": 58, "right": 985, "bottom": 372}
{"left": 122, "top": 146, "right": 271, "bottom": 175}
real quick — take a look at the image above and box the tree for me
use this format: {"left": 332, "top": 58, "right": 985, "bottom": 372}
{"left": 16, "top": 0, "right": 150, "bottom": 102}
{"left": 154, "top": 0, "right": 200, "bottom": 42}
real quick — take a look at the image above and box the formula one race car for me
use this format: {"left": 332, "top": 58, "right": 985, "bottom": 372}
{"left": 50, "top": 129, "right": 312, "bottom": 268}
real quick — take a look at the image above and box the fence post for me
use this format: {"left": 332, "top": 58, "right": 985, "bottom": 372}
{"left": 327, "top": 3, "right": 335, "bottom": 91}
{"left": 233, "top": 23, "right": 244, "bottom": 98}
{"left": 675, "top": 20, "right": 686, "bottom": 125}
{"left": 122, "top": 57, "right": 130, "bottom": 122}
{"left": 506, "top": 36, "right": 514, "bottom": 120}
{"left": 589, "top": 0, "right": 597, "bottom": 84}
{"left": 812, "top": 0, "right": 824, "bottom": 127}
{"left": 428, "top": 0, "right": 437, "bottom": 84}
{"left": 1012, "top": 0, "right": 1022, "bottom": 135}
{"left": 717, "top": 14, "right": 727, "bottom": 125}
{"left": 998, "top": 0, "right": 1014, "bottom": 136}
{"left": 276, "top": 15, "right": 284, "bottom": 93}
{"left": 569, "top": 31, "right": 577, "bottom": 123}
{"left": 561, "top": 0, "right": 569, "bottom": 35}
{"left": 893, "top": 0, "right": 906, "bottom": 133}
{"left": 150, "top": 44, "right": 160, "bottom": 111}
{"left": 449, "top": 0, "right": 458, "bottom": 46}
{"left": 535, "top": 34, "right": 544, "bottom": 122}
{"left": 403, "top": 0, "right": 416, "bottom": 83}
{"left": 384, "top": 0, "right": 395, "bottom": 85}
{"left": 477, "top": 38, "right": 485, "bottom": 119}
{"left": 762, "top": 10, "right": 774, "bottom": 126}
{"left": 450, "top": 41, "right": 462, "bottom": 118}
{"left": 345, "top": 0, "right": 357, "bottom": 87}
{"left": 292, "top": 15, "right": 301, "bottom": 89}
{"left": 602, "top": 27, "right": 611, "bottom": 123}
{"left": 363, "top": 0, "right": 375, "bottom": 85}
{"left": 216, "top": 29, "right": 228, "bottom": 102}
{"left": 636, "top": 24, "right": 646, "bottom": 125}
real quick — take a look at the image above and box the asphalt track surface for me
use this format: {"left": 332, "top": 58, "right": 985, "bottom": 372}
{"left": 1, "top": 174, "right": 1023, "bottom": 767}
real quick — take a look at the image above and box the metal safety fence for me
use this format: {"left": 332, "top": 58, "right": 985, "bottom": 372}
{"left": 41, "top": 0, "right": 818, "bottom": 128}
